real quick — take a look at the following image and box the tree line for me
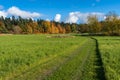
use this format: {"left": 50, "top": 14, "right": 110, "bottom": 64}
{"left": 0, "top": 12, "right": 120, "bottom": 35}
{"left": 79, "top": 12, "right": 120, "bottom": 36}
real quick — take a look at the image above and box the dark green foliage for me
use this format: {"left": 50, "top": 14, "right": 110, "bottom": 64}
{"left": 0, "top": 11, "right": 120, "bottom": 35}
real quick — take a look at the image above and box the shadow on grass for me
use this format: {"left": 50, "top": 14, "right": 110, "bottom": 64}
{"left": 91, "top": 37, "right": 107, "bottom": 80}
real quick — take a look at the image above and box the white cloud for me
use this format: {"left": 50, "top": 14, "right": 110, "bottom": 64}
{"left": 0, "top": 11, "right": 7, "bottom": 17}
{"left": 0, "top": 5, "right": 4, "bottom": 10}
{"left": 0, "top": 6, "right": 42, "bottom": 19}
{"left": 54, "top": 14, "right": 61, "bottom": 22}
{"left": 0, "top": 6, "right": 105, "bottom": 24}
{"left": 104, "top": 16, "right": 107, "bottom": 19}
{"left": 46, "top": 18, "right": 50, "bottom": 21}
{"left": 65, "top": 12, "right": 104, "bottom": 23}
{"left": 65, "top": 12, "right": 80, "bottom": 23}
{"left": 7, "top": 6, "right": 41, "bottom": 18}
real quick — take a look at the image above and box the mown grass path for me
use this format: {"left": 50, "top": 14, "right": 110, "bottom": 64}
{"left": 90, "top": 38, "right": 106, "bottom": 80}
{"left": 0, "top": 35, "right": 87, "bottom": 80}
{"left": 44, "top": 38, "right": 96, "bottom": 80}
{"left": 0, "top": 35, "right": 108, "bottom": 80}
{"left": 13, "top": 39, "right": 88, "bottom": 80}
{"left": 95, "top": 37, "right": 120, "bottom": 80}
{"left": 44, "top": 37, "right": 107, "bottom": 80}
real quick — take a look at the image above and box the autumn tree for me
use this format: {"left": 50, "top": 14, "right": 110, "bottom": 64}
{"left": 77, "top": 24, "right": 89, "bottom": 33}
{"left": 13, "top": 26, "right": 22, "bottom": 34}
{"left": 71, "top": 23, "right": 77, "bottom": 32}
{"left": 0, "top": 20, "right": 8, "bottom": 33}
{"left": 87, "top": 15, "right": 102, "bottom": 33}
{"left": 41, "top": 21, "right": 51, "bottom": 33}
{"left": 104, "top": 11, "right": 120, "bottom": 35}
{"left": 65, "top": 23, "right": 71, "bottom": 33}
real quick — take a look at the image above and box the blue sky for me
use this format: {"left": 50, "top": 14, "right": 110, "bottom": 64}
{"left": 0, "top": 0, "right": 120, "bottom": 23}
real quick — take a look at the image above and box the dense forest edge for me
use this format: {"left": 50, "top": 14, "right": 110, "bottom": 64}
{"left": 0, "top": 12, "right": 120, "bottom": 36}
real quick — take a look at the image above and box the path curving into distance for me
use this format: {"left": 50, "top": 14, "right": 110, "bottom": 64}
{"left": 8, "top": 36, "right": 107, "bottom": 80}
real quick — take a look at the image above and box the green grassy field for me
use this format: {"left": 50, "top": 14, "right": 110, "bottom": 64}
{"left": 0, "top": 34, "right": 120, "bottom": 80}
{"left": 0, "top": 34, "right": 88, "bottom": 80}
{"left": 95, "top": 37, "right": 120, "bottom": 80}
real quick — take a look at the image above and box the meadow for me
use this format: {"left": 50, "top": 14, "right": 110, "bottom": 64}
{"left": 0, "top": 34, "right": 88, "bottom": 80}
{"left": 95, "top": 37, "right": 120, "bottom": 80}
{"left": 0, "top": 34, "right": 120, "bottom": 80}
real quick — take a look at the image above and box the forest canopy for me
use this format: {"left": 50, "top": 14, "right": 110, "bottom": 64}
{"left": 0, "top": 12, "right": 120, "bottom": 36}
